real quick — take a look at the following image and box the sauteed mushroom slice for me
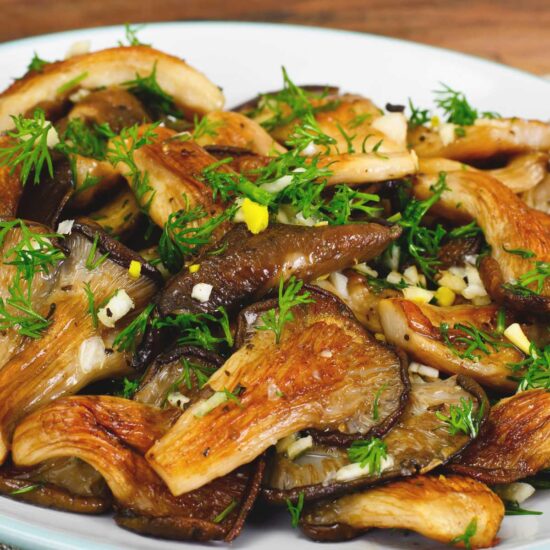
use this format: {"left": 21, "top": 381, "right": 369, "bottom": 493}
{"left": 133, "top": 346, "right": 224, "bottom": 408}
{"left": 414, "top": 170, "right": 550, "bottom": 315}
{"left": 0, "top": 221, "right": 161, "bottom": 463}
{"left": 0, "top": 458, "right": 111, "bottom": 514}
{"left": 0, "top": 218, "right": 61, "bottom": 369}
{"left": 158, "top": 221, "right": 401, "bottom": 317}
{"left": 88, "top": 188, "right": 141, "bottom": 238}
{"left": 12, "top": 396, "right": 264, "bottom": 542}
{"left": 111, "top": 126, "right": 227, "bottom": 228}
{"left": 263, "top": 375, "right": 487, "bottom": 504}
{"left": 67, "top": 88, "right": 150, "bottom": 133}
{"left": 409, "top": 118, "right": 550, "bottom": 160}
{"left": 448, "top": 389, "right": 550, "bottom": 484}
{"left": 299, "top": 474, "right": 504, "bottom": 548}
{"left": 378, "top": 299, "right": 524, "bottom": 391}
{"left": 147, "top": 288, "right": 408, "bottom": 496}
{"left": 0, "top": 46, "right": 224, "bottom": 130}
{"left": 194, "top": 111, "right": 286, "bottom": 155}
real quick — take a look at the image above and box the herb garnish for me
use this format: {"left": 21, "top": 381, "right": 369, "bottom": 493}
{"left": 435, "top": 83, "right": 499, "bottom": 126}
{"left": 158, "top": 203, "right": 237, "bottom": 274}
{"left": 213, "top": 499, "right": 238, "bottom": 523}
{"left": 119, "top": 23, "right": 150, "bottom": 47}
{"left": 450, "top": 517, "right": 477, "bottom": 550}
{"left": 57, "top": 72, "right": 89, "bottom": 95}
{"left": 504, "top": 501, "right": 542, "bottom": 516}
{"left": 440, "top": 322, "right": 507, "bottom": 362}
{"left": 407, "top": 98, "right": 431, "bottom": 128}
{"left": 511, "top": 344, "right": 550, "bottom": 391}
{"left": 85, "top": 234, "right": 109, "bottom": 271}
{"left": 286, "top": 492, "right": 305, "bottom": 528}
{"left": 0, "top": 109, "right": 56, "bottom": 185}
{"left": 119, "top": 377, "right": 141, "bottom": 399}
{"left": 502, "top": 246, "right": 536, "bottom": 259}
{"left": 10, "top": 484, "right": 43, "bottom": 495}
{"left": 258, "top": 276, "right": 314, "bottom": 344}
{"left": 27, "top": 52, "right": 49, "bottom": 73}
{"left": 347, "top": 437, "right": 388, "bottom": 473}
{"left": 112, "top": 303, "right": 155, "bottom": 352}
{"left": 435, "top": 397, "right": 483, "bottom": 438}
{"left": 123, "top": 63, "right": 181, "bottom": 118}
{"left": 503, "top": 262, "right": 549, "bottom": 296}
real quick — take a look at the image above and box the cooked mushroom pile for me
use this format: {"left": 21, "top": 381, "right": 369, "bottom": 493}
{"left": 1, "top": 26, "right": 550, "bottom": 549}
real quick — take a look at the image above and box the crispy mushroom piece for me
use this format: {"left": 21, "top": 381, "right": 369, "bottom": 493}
{"left": 300, "top": 474, "right": 504, "bottom": 548}
{"left": 0, "top": 46, "right": 224, "bottom": 130}
{"left": 0, "top": 458, "right": 111, "bottom": 514}
{"left": 378, "top": 299, "right": 524, "bottom": 391}
{"left": 12, "top": 396, "right": 264, "bottom": 542}
{"left": 448, "top": 389, "right": 550, "bottom": 483}
{"left": 263, "top": 374, "right": 487, "bottom": 504}
{"left": 409, "top": 118, "right": 550, "bottom": 160}
{"left": 111, "top": 125, "right": 227, "bottom": 228}
{"left": 414, "top": 170, "right": 550, "bottom": 315}
{"left": 133, "top": 346, "right": 224, "bottom": 408}
{"left": 147, "top": 288, "right": 408, "bottom": 496}
{"left": 157, "top": 222, "right": 401, "bottom": 317}
{"left": 0, "top": 221, "right": 161, "bottom": 463}
{"left": 194, "top": 111, "right": 286, "bottom": 155}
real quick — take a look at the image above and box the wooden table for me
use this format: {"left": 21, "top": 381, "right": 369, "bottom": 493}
{"left": 1, "top": 0, "right": 549, "bottom": 75}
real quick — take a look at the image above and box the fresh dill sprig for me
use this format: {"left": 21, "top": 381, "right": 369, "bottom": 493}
{"left": 118, "top": 376, "right": 141, "bottom": 399}
{"left": 396, "top": 171, "right": 448, "bottom": 279}
{"left": 57, "top": 118, "right": 112, "bottom": 160}
{"left": 192, "top": 115, "right": 221, "bottom": 140}
{"left": 434, "top": 83, "right": 499, "bottom": 126}
{"left": 448, "top": 221, "right": 482, "bottom": 240}
{"left": 10, "top": 484, "right": 43, "bottom": 496}
{"left": 372, "top": 383, "right": 388, "bottom": 421}
{"left": 119, "top": 23, "right": 150, "bottom": 47}
{"left": 347, "top": 437, "right": 388, "bottom": 473}
{"left": 112, "top": 303, "right": 155, "bottom": 352}
{"left": 503, "top": 261, "right": 549, "bottom": 296}
{"left": 201, "top": 158, "right": 274, "bottom": 206}
{"left": 450, "top": 517, "right": 477, "bottom": 550}
{"left": 179, "top": 358, "right": 217, "bottom": 391}
{"left": 435, "top": 397, "right": 483, "bottom": 438}
{"left": 158, "top": 204, "right": 236, "bottom": 274}
{"left": 85, "top": 234, "right": 109, "bottom": 271}
{"left": 258, "top": 276, "right": 314, "bottom": 344}
{"left": 0, "top": 220, "right": 65, "bottom": 339}
{"left": 106, "top": 123, "right": 159, "bottom": 212}
{"left": 321, "top": 185, "right": 381, "bottom": 224}
{"left": 0, "top": 109, "right": 56, "bottom": 185}
{"left": 213, "top": 499, "right": 238, "bottom": 524}
{"left": 286, "top": 492, "right": 305, "bottom": 528}
{"left": 511, "top": 344, "right": 550, "bottom": 391}
{"left": 504, "top": 501, "right": 542, "bottom": 516}
{"left": 123, "top": 62, "right": 181, "bottom": 117}
{"left": 83, "top": 282, "right": 98, "bottom": 328}
{"left": 57, "top": 72, "right": 89, "bottom": 95}
{"left": 407, "top": 98, "right": 431, "bottom": 128}
{"left": 285, "top": 111, "right": 336, "bottom": 153}
{"left": 27, "top": 52, "right": 49, "bottom": 73}
{"left": 440, "top": 322, "right": 507, "bottom": 362}
{"left": 502, "top": 246, "right": 536, "bottom": 259}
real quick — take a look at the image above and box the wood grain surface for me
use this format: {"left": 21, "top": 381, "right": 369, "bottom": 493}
{"left": 0, "top": 0, "right": 549, "bottom": 75}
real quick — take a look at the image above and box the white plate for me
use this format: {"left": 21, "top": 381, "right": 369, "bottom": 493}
{"left": 0, "top": 21, "right": 549, "bottom": 550}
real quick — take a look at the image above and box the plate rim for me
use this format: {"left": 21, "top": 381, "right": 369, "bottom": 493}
{"left": 0, "top": 18, "right": 549, "bottom": 550}
{"left": 0, "top": 20, "right": 548, "bottom": 92}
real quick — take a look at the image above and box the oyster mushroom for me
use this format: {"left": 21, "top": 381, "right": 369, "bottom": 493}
{"left": 522, "top": 172, "right": 550, "bottom": 215}
{"left": 0, "top": 221, "right": 161, "bottom": 463}
{"left": 0, "top": 458, "right": 111, "bottom": 514}
{"left": 409, "top": 118, "right": 550, "bottom": 160}
{"left": 12, "top": 396, "right": 264, "bottom": 542}
{"left": 0, "top": 46, "right": 224, "bottom": 130}
{"left": 263, "top": 374, "right": 487, "bottom": 504}
{"left": 88, "top": 188, "right": 141, "bottom": 238}
{"left": 378, "top": 299, "right": 524, "bottom": 391}
{"left": 157, "top": 221, "right": 401, "bottom": 317}
{"left": 147, "top": 288, "right": 408, "bottom": 496}
{"left": 110, "top": 126, "right": 227, "bottom": 228}
{"left": 300, "top": 474, "right": 504, "bottom": 548}
{"left": 194, "top": 111, "right": 286, "bottom": 156}
{"left": 413, "top": 170, "right": 550, "bottom": 315}
{"left": 448, "top": 389, "right": 550, "bottom": 483}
